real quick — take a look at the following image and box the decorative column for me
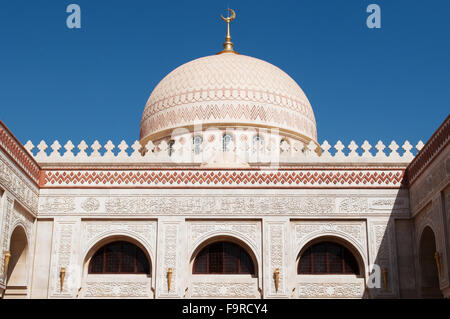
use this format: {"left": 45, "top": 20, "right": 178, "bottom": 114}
{"left": 156, "top": 217, "right": 185, "bottom": 298}
{"left": 263, "top": 218, "right": 289, "bottom": 298}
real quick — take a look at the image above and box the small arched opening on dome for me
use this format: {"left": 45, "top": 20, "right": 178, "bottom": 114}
{"left": 252, "top": 135, "right": 264, "bottom": 149}
{"left": 297, "top": 238, "right": 363, "bottom": 276}
{"left": 280, "top": 139, "right": 290, "bottom": 153}
{"left": 222, "top": 134, "right": 234, "bottom": 152}
{"left": 193, "top": 135, "right": 203, "bottom": 155}
{"left": 168, "top": 140, "right": 175, "bottom": 157}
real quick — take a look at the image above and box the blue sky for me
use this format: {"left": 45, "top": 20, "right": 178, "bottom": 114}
{"left": 0, "top": 0, "right": 448, "bottom": 149}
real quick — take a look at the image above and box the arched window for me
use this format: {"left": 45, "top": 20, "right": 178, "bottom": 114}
{"left": 298, "top": 241, "right": 359, "bottom": 275}
{"left": 253, "top": 135, "right": 264, "bottom": 149}
{"left": 89, "top": 241, "right": 150, "bottom": 274}
{"left": 280, "top": 139, "right": 290, "bottom": 152}
{"left": 222, "top": 134, "right": 233, "bottom": 152}
{"left": 193, "top": 135, "right": 203, "bottom": 155}
{"left": 168, "top": 140, "right": 175, "bottom": 156}
{"left": 193, "top": 241, "right": 255, "bottom": 275}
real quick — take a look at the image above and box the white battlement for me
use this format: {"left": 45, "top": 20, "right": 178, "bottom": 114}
{"left": 24, "top": 139, "right": 424, "bottom": 165}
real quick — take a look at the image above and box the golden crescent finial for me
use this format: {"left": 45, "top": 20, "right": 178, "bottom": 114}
{"left": 220, "top": 8, "right": 236, "bottom": 23}
{"left": 218, "top": 8, "right": 238, "bottom": 55}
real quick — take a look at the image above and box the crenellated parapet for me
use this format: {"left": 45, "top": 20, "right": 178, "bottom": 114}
{"left": 24, "top": 138, "right": 423, "bottom": 166}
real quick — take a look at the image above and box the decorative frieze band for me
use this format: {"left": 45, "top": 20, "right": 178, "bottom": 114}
{"left": 38, "top": 194, "right": 409, "bottom": 217}
{"left": 190, "top": 282, "right": 258, "bottom": 298}
{"left": 40, "top": 168, "right": 406, "bottom": 188}
{"left": 83, "top": 280, "right": 150, "bottom": 298}
{"left": 297, "top": 281, "right": 365, "bottom": 298}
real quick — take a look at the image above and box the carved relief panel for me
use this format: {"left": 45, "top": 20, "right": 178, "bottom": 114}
{"left": 156, "top": 220, "right": 183, "bottom": 298}
{"left": 264, "top": 219, "right": 289, "bottom": 298}
{"left": 368, "top": 219, "right": 399, "bottom": 298}
{"left": 48, "top": 219, "right": 80, "bottom": 298}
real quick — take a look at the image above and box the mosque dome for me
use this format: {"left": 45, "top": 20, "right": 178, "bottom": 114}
{"left": 140, "top": 10, "right": 317, "bottom": 146}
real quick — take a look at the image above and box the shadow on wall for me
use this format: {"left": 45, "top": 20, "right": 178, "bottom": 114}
{"left": 367, "top": 193, "right": 443, "bottom": 299}
{"left": 418, "top": 227, "right": 443, "bottom": 298}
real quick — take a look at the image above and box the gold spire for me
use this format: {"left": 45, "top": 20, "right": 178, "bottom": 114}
{"left": 217, "top": 8, "right": 238, "bottom": 55}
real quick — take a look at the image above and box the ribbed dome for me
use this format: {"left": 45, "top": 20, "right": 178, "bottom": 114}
{"left": 140, "top": 52, "right": 317, "bottom": 143}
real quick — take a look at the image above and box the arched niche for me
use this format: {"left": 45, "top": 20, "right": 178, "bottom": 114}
{"left": 419, "top": 226, "right": 443, "bottom": 298}
{"left": 4, "top": 225, "right": 29, "bottom": 298}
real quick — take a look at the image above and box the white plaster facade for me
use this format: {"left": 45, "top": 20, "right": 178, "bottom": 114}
{"left": 0, "top": 46, "right": 448, "bottom": 299}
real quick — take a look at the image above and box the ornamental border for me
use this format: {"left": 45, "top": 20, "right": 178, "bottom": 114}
{"left": 40, "top": 168, "right": 406, "bottom": 189}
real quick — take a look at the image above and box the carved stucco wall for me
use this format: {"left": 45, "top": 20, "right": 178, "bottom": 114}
{"left": 410, "top": 143, "right": 450, "bottom": 296}
{"left": 48, "top": 218, "right": 79, "bottom": 298}
{"left": 410, "top": 144, "right": 449, "bottom": 217}
{"left": 38, "top": 192, "right": 410, "bottom": 218}
{"left": 367, "top": 218, "right": 399, "bottom": 298}
{"left": 155, "top": 219, "right": 183, "bottom": 298}
{"left": 82, "top": 275, "right": 151, "bottom": 298}
{"left": 37, "top": 188, "right": 409, "bottom": 299}
{"left": 296, "top": 276, "right": 366, "bottom": 298}
{"left": 0, "top": 148, "right": 37, "bottom": 295}
{"left": 264, "top": 220, "right": 289, "bottom": 298}
{"left": 0, "top": 152, "right": 38, "bottom": 216}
